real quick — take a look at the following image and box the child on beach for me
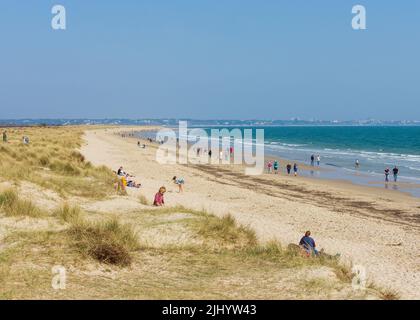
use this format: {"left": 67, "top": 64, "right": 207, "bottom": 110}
{"left": 172, "top": 176, "right": 185, "bottom": 192}
{"left": 153, "top": 186, "right": 166, "bottom": 206}
{"left": 273, "top": 160, "right": 279, "bottom": 174}
{"left": 286, "top": 163, "right": 292, "bottom": 175}
{"left": 293, "top": 163, "right": 298, "bottom": 176}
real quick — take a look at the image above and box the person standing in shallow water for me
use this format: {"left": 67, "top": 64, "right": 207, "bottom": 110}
{"left": 310, "top": 154, "right": 315, "bottom": 166}
{"left": 293, "top": 163, "right": 298, "bottom": 176}
{"left": 267, "top": 161, "right": 273, "bottom": 174}
{"left": 273, "top": 160, "right": 279, "bottom": 174}
{"left": 392, "top": 166, "right": 399, "bottom": 182}
{"left": 384, "top": 168, "right": 390, "bottom": 182}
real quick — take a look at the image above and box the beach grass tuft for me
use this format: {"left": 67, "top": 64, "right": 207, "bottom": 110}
{"left": 67, "top": 217, "right": 139, "bottom": 266}
{"left": 195, "top": 213, "right": 257, "bottom": 248}
{"left": 54, "top": 203, "right": 82, "bottom": 223}
{"left": 0, "top": 189, "right": 44, "bottom": 217}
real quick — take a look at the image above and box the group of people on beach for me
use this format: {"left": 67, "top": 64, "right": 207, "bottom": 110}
{"left": 115, "top": 166, "right": 142, "bottom": 189}
{"left": 385, "top": 166, "right": 399, "bottom": 182}
{"left": 2, "top": 130, "right": 30, "bottom": 145}
{"left": 153, "top": 176, "right": 185, "bottom": 206}
{"left": 114, "top": 163, "right": 185, "bottom": 207}
{"left": 267, "top": 160, "right": 299, "bottom": 176}
{"left": 310, "top": 154, "right": 321, "bottom": 166}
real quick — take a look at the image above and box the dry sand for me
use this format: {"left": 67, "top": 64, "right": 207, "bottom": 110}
{"left": 81, "top": 127, "right": 420, "bottom": 299}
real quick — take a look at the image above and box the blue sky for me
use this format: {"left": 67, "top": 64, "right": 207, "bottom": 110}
{"left": 0, "top": 0, "right": 419, "bottom": 120}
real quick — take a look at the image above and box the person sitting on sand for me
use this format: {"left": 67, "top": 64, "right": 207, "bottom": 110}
{"left": 117, "top": 166, "right": 125, "bottom": 176}
{"left": 153, "top": 186, "right": 166, "bottom": 206}
{"left": 299, "top": 231, "right": 319, "bottom": 256}
{"left": 172, "top": 176, "right": 185, "bottom": 192}
{"left": 117, "top": 166, "right": 134, "bottom": 177}
{"left": 126, "top": 174, "right": 141, "bottom": 188}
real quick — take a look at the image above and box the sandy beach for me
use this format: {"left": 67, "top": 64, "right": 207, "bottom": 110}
{"left": 80, "top": 127, "right": 420, "bottom": 299}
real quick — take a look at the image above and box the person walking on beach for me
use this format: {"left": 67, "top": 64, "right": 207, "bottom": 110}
{"left": 310, "top": 154, "right": 315, "bottom": 166}
{"left": 273, "top": 160, "right": 279, "bottom": 174}
{"left": 2, "top": 130, "right": 7, "bottom": 143}
{"left": 208, "top": 149, "right": 212, "bottom": 158}
{"left": 384, "top": 167, "right": 390, "bottom": 182}
{"left": 392, "top": 166, "right": 399, "bottom": 182}
{"left": 355, "top": 159, "right": 360, "bottom": 168}
{"left": 316, "top": 155, "right": 321, "bottom": 166}
{"left": 267, "top": 161, "right": 273, "bottom": 173}
{"left": 293, "top": 163, "right": 298, "bottom": 176}
{"left": 286, "top": 163, "right": 292, "bottom": 175}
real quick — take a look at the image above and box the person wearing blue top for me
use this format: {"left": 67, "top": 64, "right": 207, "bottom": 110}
{"left": 172, "top": 176, "right": 185, "bottom": 192}
{"left": 299, "top": 230, "right": 319, "bottom": 256}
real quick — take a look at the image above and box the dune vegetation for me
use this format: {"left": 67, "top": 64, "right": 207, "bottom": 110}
{"left": 0, "top": 126, "right": 396, "bottom": 299}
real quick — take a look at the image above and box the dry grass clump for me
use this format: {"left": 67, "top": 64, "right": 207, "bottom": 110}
{"left": 0, "top": 189, "right": 44, "bottom": 217}
{"left": 67, "top": 217, "right": 139, "bottom": 266}
{"left": 367, "top": 282, "right": 400, "bottom": 300}
{"left": 196, "top": 213, "right": 257, "bottom": 248}
{"left": 54, "top": 203, "right": 82, "bottom": 223}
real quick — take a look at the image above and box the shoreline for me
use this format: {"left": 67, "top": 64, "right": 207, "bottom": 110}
{"left": 82, "top": 127, "right": 420, "bottom": 299}
{"left": 130, "top": 127, "right": 420, "bottom": 199}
